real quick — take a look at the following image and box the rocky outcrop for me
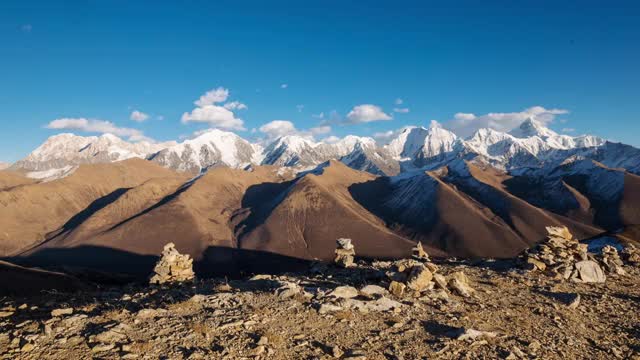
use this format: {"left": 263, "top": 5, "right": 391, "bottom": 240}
{"left": 149, "top": 243, "right": 195, "bottom": 285}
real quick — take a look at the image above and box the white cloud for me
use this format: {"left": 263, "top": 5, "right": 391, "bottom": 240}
{"left": 259, "top": 120, "right": 299, "bottom": 140}
{"left": 130, "top": 110, "right": 149, "bottom": 122}
{"left": 393, "top": 108, "right": 410, "bottom": 113}
{"left": 309, "top": 125, "right": 331, "bottom": 135}
{"left": 562, "top": 128, "right": 576, "bottom": 133}
{"left": 312, "top": 112, "right": 325, "bottom": 119}
{"left": 453, "top": 113, "right": 476, "bottom": 121}
{"left": 223, "top": 101, "right": 248, "bottom": 110}
{"left": 280, "top": 84, "right": 288, "bottom": 89}
{"left": 321, "top": 135, "right": 341, "bottom": 144}
{"left": 296, "top": 104, "right": 304, "bottom": 113}
{"left": 444, "top": 106, "right": 569, "bottom": 138}
{"left": 181, "top": 105, "right": 245, "bottom": 130}
{"left": 183, "top": 87, "right": 246, "bottom": 130}
{"left": 258, "top": 120, "right": 332, "bottom": 142}
{"left": 395, "top": 98, "right": 403, "bottom": 105}
{"left": 46, "top": 118, "right": 153, "bottom": 142}
{"left": 345, "top": 104, "right": 392, "bottom": 124}
{"left": 194, "top": 87, "right": 229, "bottom": 107}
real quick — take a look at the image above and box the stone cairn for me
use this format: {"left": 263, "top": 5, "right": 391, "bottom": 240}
{"left": 522, "top": 226, "right": 606, "bottom": 283}
{"left": 387, "top": 252, "right": 475, "bottom": 299}
{"left": 334, "top": 238, "right": 356, "bottom": 268}
{"left": 622, "top": 243, "right": 640, "bottom": 266}
{"left": 599, "top": 245, "right": 626, "bottom": 275}
{"left": 412, "top": 241, "right": 430, "bottom": 262}
{"left": 149, "top": 243, "right": 195, "bottom": 285}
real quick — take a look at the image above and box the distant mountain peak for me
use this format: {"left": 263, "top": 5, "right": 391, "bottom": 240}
{"left": 509, "top": 117, "right": 558, "bottom": 139}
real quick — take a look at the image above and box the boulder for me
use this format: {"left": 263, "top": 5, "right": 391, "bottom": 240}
{"left": 405, "top": 265, "right": 433, "bottom": 292}
{"left": 388, "top": 281, "right": 406, "bottom": 297}
{"left": 573, "top": 260, "right": 606, "bottom": 283}
{"left": 448, "top": 271, "right": 474, "bottom": 298}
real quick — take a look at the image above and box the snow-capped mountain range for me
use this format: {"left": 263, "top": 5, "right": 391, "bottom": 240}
{"left": 7, "top": 118, "right": 640, "bottom": 180}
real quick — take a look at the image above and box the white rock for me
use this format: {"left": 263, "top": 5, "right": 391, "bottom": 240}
{"left": 574, "top": 260, "right": 606, "bottom": 283}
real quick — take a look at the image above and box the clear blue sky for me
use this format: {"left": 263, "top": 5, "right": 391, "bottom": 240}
{"left": 1, "top": 0, "right": 639, "bottom": 162}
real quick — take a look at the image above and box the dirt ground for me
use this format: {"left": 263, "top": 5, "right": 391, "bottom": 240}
{"left": 1, "top": 259, "right": 639, "bottom": 360}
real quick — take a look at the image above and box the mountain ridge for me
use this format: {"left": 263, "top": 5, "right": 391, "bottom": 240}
{"left": 12, "top": 119, "right": 631, "bottom": 182}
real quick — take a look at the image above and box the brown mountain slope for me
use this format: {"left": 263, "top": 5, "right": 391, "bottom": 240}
{"left": 0, "top": 158, "right": 186, "bottom": 256}
{"left": 20, "top": 165, "right": 292, "bottom": 273}
{"left": 349, "top": 161, "right": 602, "bottom": 258}
{"left": 8, "top": 159, "right": 630, "bottom": 275}
{"left": 452, "top": 162, "right": 602, "bottom": 243}
{"left": 620, "top": 173, "right": 640, "bottom": 226}
{"left": 503, "top": 161, "right": 640, "bottom": 233}
{"left": 0, "top": 169, "right": 34, "bottom": 191}
{"left": 237, "top": 160, "right": 427, "bottom": 261}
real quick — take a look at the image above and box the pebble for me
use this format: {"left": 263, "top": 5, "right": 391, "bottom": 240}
{"left": 51, "top": 308, "right": 74, "bottom": 317}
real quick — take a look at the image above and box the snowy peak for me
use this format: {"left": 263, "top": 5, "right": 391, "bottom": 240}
{"left": 149, "top": 129, "right": 256, "bottom": 172}
{"left": 421, "top": 124, "right": 458, "bottom": 159}
{"left": 387, "top": 124, "right": 458, "bottom": 160}
{"left": 387, "top": 127, "right": 429, "bottom": 159}
{"left": 331, "top": 135, "right": 376, "bottom": 156}
{"left": 509, "top": 118, "right": 558, "bottom": 139}
{"left": 13, "top": 133, "right": 172, "bottom": 172}
{"left": 261, "top": 135, "right": 320, "bottom": 167}
{"left": 268, "top": 135, "right": 317, "bottom": 153}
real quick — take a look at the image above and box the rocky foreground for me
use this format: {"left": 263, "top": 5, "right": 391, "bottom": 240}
{"left": 1, "top": 233, "right": 640, "bottom": 360}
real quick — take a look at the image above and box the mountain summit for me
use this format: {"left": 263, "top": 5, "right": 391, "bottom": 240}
{"left": 509, "top": 118, "right": 558, "bottom": 138}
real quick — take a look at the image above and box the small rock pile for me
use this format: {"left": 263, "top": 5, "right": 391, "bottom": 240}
{"left": 522, "top": 226, "right": 606, "bottom": 283}
{"left": 149, "top": 243, "right": 195, "bottom": 285}
{"left": 386, "top": 258, "right": 474, "bottom": 298}
{"left": 334, "top": 238, "right": 355, "bottom": 268}
{"left": 599, "top": 245, "right": 626, "bottom": 275}
{"left": 412, "top": 241, "right": 430, "bottom": 261}
{"left": 622, "top": 243, "right": 640, "bottom": 265}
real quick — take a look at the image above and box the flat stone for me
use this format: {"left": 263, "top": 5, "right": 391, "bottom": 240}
{"left": 275, "top": 282, "right": 302, "bottom": 298}
{"left": 51, "top": 308, "right": 74, "bottom": 317}
{"left": 343, "top": 297, "right": 402, "bottom": 313}
{"left": 318, "top": 304, "right": 343, "bottom": 314}
{"left": 359, "top": 285, "right": 388, "bottom": 298}
{"left": 329, "top": 286, "right": 359, "bottom": 299}
{"left": 450, "top": 328, "right": 498, "bottom": 341}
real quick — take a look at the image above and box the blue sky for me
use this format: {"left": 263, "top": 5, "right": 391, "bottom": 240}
{"left": 1, "top": 0, "right": 639, "bottom": 162}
